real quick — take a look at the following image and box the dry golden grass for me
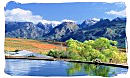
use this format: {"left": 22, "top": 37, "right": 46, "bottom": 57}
{"left": 4, "top": 38, "right": 66, "bottom": 54}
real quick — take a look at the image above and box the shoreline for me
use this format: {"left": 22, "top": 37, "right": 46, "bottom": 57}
{"left": 5, "top": 56, "right": 128, "bottom": 69}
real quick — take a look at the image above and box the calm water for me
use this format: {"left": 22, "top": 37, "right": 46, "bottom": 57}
{"left": 5, "top": 59, "right": 128, "bottom": 77}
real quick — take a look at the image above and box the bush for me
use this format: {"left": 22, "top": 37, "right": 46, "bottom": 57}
{"left": 47, "top": 50, "right": 75, "bottom": 59}
{"left": 13, "top": 49, "right": 20, "bottom": 52}
{"left": 66, "top": 37, "right": 127, "bottom": 63}
{"left": 47, "top": 50, "right": 59, "bottom": 58}
{"left": 27, "top": 54, "right": 36, "bottom": 57}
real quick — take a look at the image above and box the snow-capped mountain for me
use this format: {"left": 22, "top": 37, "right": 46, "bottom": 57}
{"left": 80, "top": 18, "right": 100, "bottom": 29}
{"left": 5, "top": 17, "right": 126, "bottom": 47}
{"left": 40, "top": 20, "right": 61, "bottom": 28}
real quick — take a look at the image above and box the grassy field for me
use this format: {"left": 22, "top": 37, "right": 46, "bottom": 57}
{"left": 4, "top": 38, "right": 126, "bottom": 54}
{"left": 4, "top": 38, "right": 66, "bottom": 54}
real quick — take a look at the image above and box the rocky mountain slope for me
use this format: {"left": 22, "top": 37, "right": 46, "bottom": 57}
{"left": 5, "top": 17, "right": 126, "bottom": 48}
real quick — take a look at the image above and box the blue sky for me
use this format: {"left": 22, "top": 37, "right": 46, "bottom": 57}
{"left": 5, "top": 1, "right": 126, "bottom": 24}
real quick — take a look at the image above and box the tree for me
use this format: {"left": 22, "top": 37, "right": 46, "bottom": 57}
{"left": 66, "top": 37, "right": 127, "bottom": 63}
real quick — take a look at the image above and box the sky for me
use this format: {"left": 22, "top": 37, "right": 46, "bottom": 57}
{"left": 4, "top": 1, "right": 126, "bottom": 24}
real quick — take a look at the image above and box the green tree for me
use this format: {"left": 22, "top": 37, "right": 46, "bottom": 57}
{"left": 66, "top": 37, "right": 127, "bottom": 63}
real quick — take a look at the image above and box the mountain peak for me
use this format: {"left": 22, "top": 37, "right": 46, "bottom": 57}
{"left": 112, "top": 17, "right": 126, "bottom": 22}
{"left": 84, "top": 18, "right": 100, "bottom": 24}
{"left": 40, "top": 20, "right": 61, "bottom": 28}
{"left": 61, "top": 21, "right": 76, "bottom": 25}
{"left": 80, "top": 18, "right": 100, "bottom": 29}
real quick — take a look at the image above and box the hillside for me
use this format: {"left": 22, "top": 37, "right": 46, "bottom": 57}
{"left": 4, "top": 38, "right": 66, "bottom": 54}
{"left": 5, "top": 17, "right": 126, "bottom": 48}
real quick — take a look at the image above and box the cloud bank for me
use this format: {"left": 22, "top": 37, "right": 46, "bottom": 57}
{"left": 106, "top": 9, "right": 126, "bottom": 17}
{"left": 5, "top": 8, "right": 43, "bottom": 24}
{"left": 5, "top": 8, "right": 76, "bottom": 25}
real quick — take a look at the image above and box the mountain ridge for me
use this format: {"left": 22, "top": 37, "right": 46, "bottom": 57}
{"left": 5, "top": 17, "right": 126, "bottom": 48}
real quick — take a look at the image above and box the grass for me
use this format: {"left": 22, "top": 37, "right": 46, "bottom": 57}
{"left": 4, "top": 38, "right": 66, "bottom": 54}
{"left": 4, "top": 38, "right": 127, "bottom": 64}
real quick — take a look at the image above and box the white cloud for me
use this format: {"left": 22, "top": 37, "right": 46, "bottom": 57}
{"left": 5, "top": 8, "right": 76, "bottom": 25}
{"left": 91, "top": 18, "right": 100, "bottom": 21}
{"left": 105, "top": 9, "right": 126, "bottom": 17}
{"left": 41, "top": 20, "right": 61, "bottom": 25}
{"left": 114, "top": 2, "right": 126, "bottom": 7}
{"left": 40, "top": 20, "right": 61, "bottom": 27}
{"left": 41, "top": 19, "right": 76, "bottom": 27}
{"left": 104, "top": 2, "right": 125, "bottom": 6}
{"left": 5, "top": 8, "right": 43, "bottom": 24}
{"left": 61, "top": 19, "right": 76, "bottom": 23}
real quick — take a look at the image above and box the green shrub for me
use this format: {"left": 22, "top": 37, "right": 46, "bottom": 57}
{"left": 13, "top": 49, "right": 20, "bottom": 52}
{"left": 66, "top": 37, "right": 127, "bottom": 63}
{"left": 27, "top": 54, "right": 36, "bottom": 57}
{"left": 47, "top": 50, "right": 59, "bottom": 58}
{"left": 48, "top": 37, "right": 127, "bottom": 63}
{"left": 47, "top": 50, "right": 75, "bottom": 59}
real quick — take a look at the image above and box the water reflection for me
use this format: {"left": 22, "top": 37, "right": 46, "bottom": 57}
{"left": 5, "top": 59, "right": 128, "bottom": 77}
{"left": 67, "top": 63, "right": 126, "bottom": 77}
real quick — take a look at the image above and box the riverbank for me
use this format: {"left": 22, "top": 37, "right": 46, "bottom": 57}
{"left": 5, "top": 56, "right": 128, "bottom": 68}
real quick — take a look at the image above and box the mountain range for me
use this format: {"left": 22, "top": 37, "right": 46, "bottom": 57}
{"left": 5, "top": 17, "right": 126, "bottom": 48}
